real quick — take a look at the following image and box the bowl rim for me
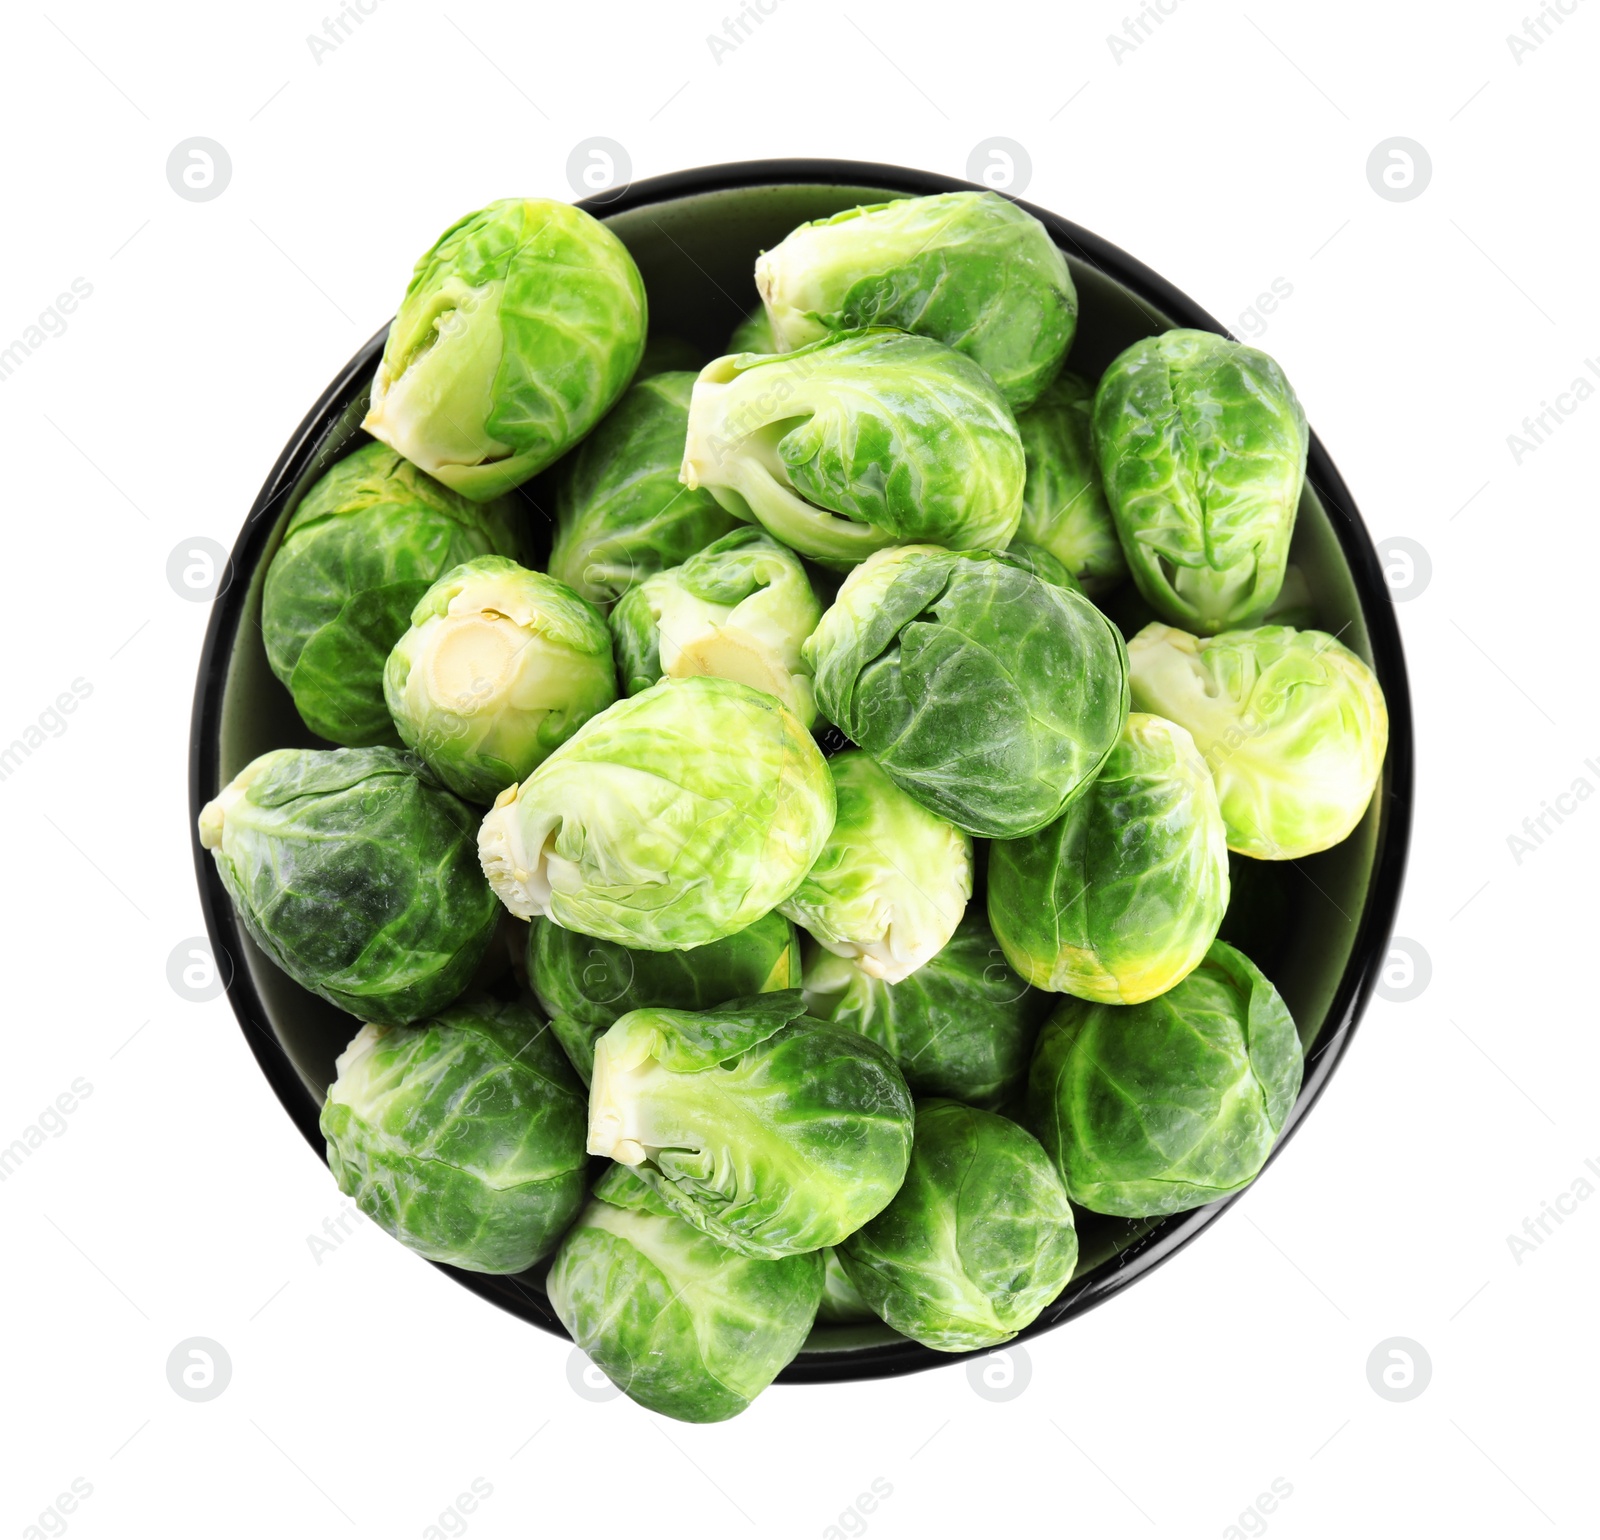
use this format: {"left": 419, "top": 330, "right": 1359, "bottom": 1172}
{"left": 189, "top": 156, "right": 1413, "bottom": 1385}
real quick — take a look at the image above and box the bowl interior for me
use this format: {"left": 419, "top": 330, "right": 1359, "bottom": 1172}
{"left": 201, "top": 173, "right": 1398, "bottom": 1375}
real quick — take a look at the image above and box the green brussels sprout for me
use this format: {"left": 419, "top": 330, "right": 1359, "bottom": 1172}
{"left": 319, "top": 997, "right": 587, "bottom": 1273}
{"left": 804, "top": 545, "right": 1129, "bottom": 838}
{"left": 609, "top": 527, "right": 822, "bottom": 725}
{"left": 755, "top": 191, "right": 1075, "bottom": 410}
{"left": 1128, "top": 623, "right": 1389, "bottom": 860}
{"left": 547, "top": 373, "right": 741, "bottom": 608}
{"left": 778, "top": 752, "right": 972, "bottom": 983}
{"left": 727, "top": 306, "right": 776, "bottom": 354}
{"left": 680, "top": 329, "right": 1025, "bottom": 569}
{"left": 802, "top": 912, "right": 1041, "bottom": 1110}
{"left": 837, "top": 1100, "right": 1077, "bottom": 1351}
{"left": 1028, "top": 940, "right": 1303, "bottom": 1216}
{"left": 527, "top": 909, "right": 801, "bottom": 1082}
{"left": 816, "top": 1246, "right": 875, "bottom": 1325}
{"left": 994, "top": 540, "right": 1083, "bottom": 593}
{"left": 363, "top": 199, "right": 646, "bottom": 501}
{"left": 198, "top": 748, "right": 498, "bottom": 1025}
{"left": 383, "top": 556, "right": 616, "bottom": 804}
{"left": 1015, "top": 372, "right": 1126, "bottom": 597}
{"left": 987, "top": 711, "right": 1229, "bottom": 1004}
{"left": 261, "top": 443, "right": 521, "bottom": 746}
{"left": 587, "top": 991, "right": 914, "bottom": 1257}
{"left": 548, "top": 1164, "right": 822, "bottom": 1422}
{"left": 477, "top": 676, "right": 835, "bottom": 949}
{"left": 1092, "top": 329, "right": 1308, "bottom": 632}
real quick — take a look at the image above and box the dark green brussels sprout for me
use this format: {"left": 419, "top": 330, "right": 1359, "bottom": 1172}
{"left": 587, "top": 991, "right": 914, "bottom": 1257}
{"left": 816, "top": 1246, "right": 875, "bottom": 1324}
{"left": 609, "top": 527, "right": 821, "bottom": 725}
{"left": 384, "top": 556, "right": 616, "bottom": 804}
{"left": 755, "top": 191, "right": 1075, "bottom": 410}
{"left": 779, "top": 752, "right": 972, "bottom": 983}
{"left": 727, "top": 306, "right": 776, "bottom": 354}
{"left": 363, "top": 199, "right": 646, "bottom": 501}
{"left": 478, "top": 676, "right": 835, "bottom": 949}
{"left": 198, "top": 747, "right": 498, "bottom": 1025}
{"left": 1015, "top": 372, "right": 1126, "bottom": 597}
{"left": 988, "top": 711, "right": 1228, "bottom": 1003}
{"left": 1028, "top": 940, "right": 1303, "bottom": 1216}
{"left": 1092, "top": 329, "right": 1307, "bottom": 632}
{"left": 548, "top": 1164, "right": 822, "bottom": 1422}
{"left": 837, "top": 1100, "right": 1077, "bottom": 1351}
{"left": 547, "top": 372, "right": 740, "bottom": 608}
{"left": 681, "top": 329, "right": 1024, "bottom": 569}
{"left": 1128, "top": 623, "right": 1389, "bottom": 859}
{"left": 320, "top": 997, "right": 586, "bottom": 1273}
{"left": 804, "top": 545, "right": 1129, "bottom": 838}
{"left": 261, "top": 443, "right": 520, "bottom": 746}
{"left": 527, "top": 909, "right": 801, "bottom": 1082}
{"left": 802, "top": 912, "right": 1042, "bottom": 1110}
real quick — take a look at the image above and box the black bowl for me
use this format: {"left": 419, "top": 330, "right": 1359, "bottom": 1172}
{"left": 190, "top": 158, "right": 1412, "bottom": 1383}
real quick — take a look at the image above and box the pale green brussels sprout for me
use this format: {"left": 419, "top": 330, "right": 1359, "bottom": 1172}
{"left": 609, "top": 527, "right": 821, "bottom": 725}
{"left": 198, "top": 748, "right": 498, "bottom": 1025}
{"left": 755, "top": 191, "right": 1075, "bottom": 410}
{"left": 1092, "top": 329, "right": 1307, "bottom": 632}
{"left": 477, "top": 676, "right": 835, "bottom": 949}
{"left": 802, "top": 912, "right": 1041, "bottom": 1110}
{"left": 547, "top": 373, "right": 740, "bottom": 608}
{"left": 383, "top": 556, "right": 616, "bottom": 804}
{"left": 1128, "top": 623, "right": 1389, "bottom": 860}
{"left": 1028, "top": 940, "right": 1303, "bottom": 1216}
{"left": 727, "top": 306, "right": 775, "bottom": 354}
{"left": 587, "top": 991, "right": 914, "bottom": 1257}
{"left": 261, "top": 443, "right": 520, "bottom": 746}
{"left": 804, "top": 545, "right": 1129, "bottom": 838}
{"left": 1015, "top": 372, "right": 1126, "bottom": 597}
{"left": 527, "top": 910, "right": 800, "bottom": 1082}
{"left": 320, "top": 997, "right": 586, "bottom": 1273}
{"left": 778, "top": 752, "right": 971, "bottom": 983}
{"left": 548, "top": 1164, "right": 822, "bottom": 1423}
{"left": 363, "top": 199, "right": 646, "bottom": 501}
{"left": 680, "top": 329, "right": 1024, "bottom": 569}
{"left": 816, "top": 1246, "right": 875, "bottom": 1325}
{"left": 988, "top": 712, "right": 1229, "bottom": 1004}
{"left": 837, "top": 1100, "right": 1077, "bottom": 1352}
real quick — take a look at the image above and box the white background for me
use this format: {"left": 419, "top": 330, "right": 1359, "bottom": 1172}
{"left": 2, "top": 2, "right": 1595, "bottom": 1536}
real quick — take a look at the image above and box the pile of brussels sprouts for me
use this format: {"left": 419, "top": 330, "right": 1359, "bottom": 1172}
{"left": 200, "top": 189, "right": 1390, "bottom": 1423}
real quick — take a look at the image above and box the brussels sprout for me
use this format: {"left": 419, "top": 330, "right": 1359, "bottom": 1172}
{"left": 778, "top": 752, "right": 972, "bottom": 983}
{"left": 261, "top": 443, "right": 520, "bottom": 746}
{"left": 994, "top": 540, "right": 1083, "bottom": 593}
{"left": 755, "top": 191, "right": 1075, "bottom": 410}
{"left": 680, "top": 329, "right": 1025, "bottom": 569}
{"left": 1028, "top": 940, "right": 1303, "bottom": 1216}
{"left": 804, "top": 545, "right": 1129, "bottom": 838}
{"left": 198, "top": 748, "right": 498, "bottom": 1025}
{"left": 363, "top": 199, "right": 646, "bottom": 501}
{"left": 478, "top": 676, "right": 835, "bottom": 948}
{"left": 383, "top": 556, "right": 616, "bottom": 804}
{"left": 587, "top": 991, "right": 914, "bottom": 1257}
{"left": 548, "top": 1164, "right": 822, "bottom": 1422}
{"left": 816, "top": 1246, "right": 875, "bottom": 1325}
{"left": 802, "top": 912, "right": 1041, "bottom": 1109}
{"left": 527, "top": 909, "right": 801, "bottom": 1082}
{"left": 1015, "top": 372, "right": 1126, "bottom": 597}
{"left": 320, "top": 997, "right": 586, "bottom": 1273}
{"left": 547, "top": 373, "right": 741, "bottom": 608}
{"left": 837, "top": 1100, "right": 1077, "bottom": 1352}
{"left": 1092, "top": 329, "right": 1307, "bottom": 632}
{"left": 1127, "top": 623, "right": 1389, "bottom": 860}
{"left": 988, "top": 712, "right": 1229, "bottom": 1004}
{"left": 609, "top": 527, "right": 822, "bottom": 725}
{"left": 727, "top": 306, "right": 776, "bottom": 354}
